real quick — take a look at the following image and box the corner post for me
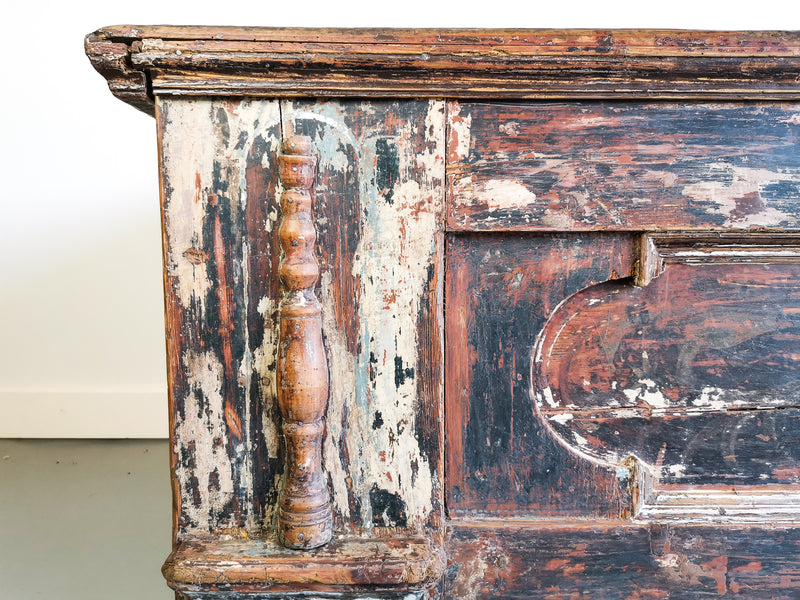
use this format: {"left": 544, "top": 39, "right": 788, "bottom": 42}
{"left": 276, "top": 135, "right": 333, "bottom": 549}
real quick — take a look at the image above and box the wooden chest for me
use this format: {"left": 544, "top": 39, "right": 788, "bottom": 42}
{"left": 87, "top": 27, "right": 800, "bottom": 598}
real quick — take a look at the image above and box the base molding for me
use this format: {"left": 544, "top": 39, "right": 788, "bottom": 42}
{"left": 164, "top": 534, "right": 445, "bottom": 596}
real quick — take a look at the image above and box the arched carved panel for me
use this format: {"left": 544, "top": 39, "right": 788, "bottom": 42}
{"left": 533, "top": 234, "right": 800, "bottom": 520}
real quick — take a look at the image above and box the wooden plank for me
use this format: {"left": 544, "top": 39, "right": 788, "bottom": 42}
{"left": 447, "top": 102, "right": 800, "bottom": 231}
{"left": 446, "top": 521, "right": 800, "bottom": 599}
{"left": 445, "top": 233, "right": 635, "bottom": 518}
{"left": 157, "top": 98, "right": 285, "bottom": 535}
{"left": 94, "top": 27, "right": 800, "bottom": 55}
{"left": 282, "top": 100, "right": 446, "bottom": 534}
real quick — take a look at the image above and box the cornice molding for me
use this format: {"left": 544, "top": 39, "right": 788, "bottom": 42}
{"left": 86, "top": 26, "right": 800, "bottom": 113}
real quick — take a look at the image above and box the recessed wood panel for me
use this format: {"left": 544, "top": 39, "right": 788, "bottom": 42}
{"left": 534, "top": 257, "right": 800, "bottom": 488}
{"left": 447, "top": 102, "right": 800, "bottom": 231}
{"left": 445, "top": 234, "right": 634, "bottom": 518}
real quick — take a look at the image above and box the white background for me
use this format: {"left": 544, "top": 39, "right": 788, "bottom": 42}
{"left": 1, "top": 1, "right": 798, "bottom": 437}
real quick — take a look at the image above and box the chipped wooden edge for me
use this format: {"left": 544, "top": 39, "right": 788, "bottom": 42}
{"left": 85, "top": 33, "right": 153, "bottom": 115}
{"left": 86, "top": 27, "right": 800, "bottom": 113}
{"left": 162, "top": 534, "right": 447, "bottom": 589}
{"left": 276, "top": 136, "right": 333, "bottom": 549}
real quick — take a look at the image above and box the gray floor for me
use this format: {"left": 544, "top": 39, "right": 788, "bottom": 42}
{"left": 0, "top": 439, "right": 173, "bottom": 599}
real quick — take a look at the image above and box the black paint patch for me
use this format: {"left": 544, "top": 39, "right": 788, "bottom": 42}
{"left": 372, "top": 411, "right": 384, "bottom": 430}
{"left": 395, "top": 355, "right": 415, "bottom": 388}
{"left": 213, "top": 106, "right": 230, "bottom": 147}
{"left": 375, "top": 138, "right": 400, "bottom": 204}
{"left": 369, "top": 485, "right": 407, "bottom": 527}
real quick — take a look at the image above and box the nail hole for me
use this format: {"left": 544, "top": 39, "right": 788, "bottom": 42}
{"left": 298, "top": 533, "right": 304, "bottom": 541}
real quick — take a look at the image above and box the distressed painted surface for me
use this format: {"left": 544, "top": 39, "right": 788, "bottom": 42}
{"left": 159, "top": 98, "right": 446, "bottom": 539}
{"left": 446, "top": 523, "right": 800, "bottom": 599}
{"left": 153, "top": 92, "right": 800, "bottom": 598}
{"left": 534, "top": 261, "right": 800, "bottom": 488}
{"left": 283, "top": 100, "right": 445, "bottom": 533}
{"left": 158, "top": 99, "right": 284, "bottom": 534}
{"left": 445, "top": 234, "right": 634, "bottom": 517}
{"left": 447, "top": 102, "right": 800, "bottom": 231}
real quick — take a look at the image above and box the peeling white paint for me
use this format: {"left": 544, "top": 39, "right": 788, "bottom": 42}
{"left": 693, "top": 386, "right": 726, "bottom": 411}
{"left": 475, "top": 179, "right": 537, "bottom": 210}
{"left": 667, "top": 464, "right": 687, "bottom": 477}
{"left": 542, "top": 386, "right": 559, "bottom": 408}
{"left": 174, "top": 350, "right": 235, "bottom": 529}
{"left": 499, "top": 120, "right": 519, "bottom": 136}
{"left": 449, "top": 104, "right": 472, "bottom": 160}
{"left": 283, "top": 100, "right": 444, "bottom": 531}
{"left": 622, "top": 378, "right": 670, "bottom": 409}
{"left": 160, "top": 100, "right": 218, "bottom": 311}
{"left": 549, "top": 413, "right": 573, "bottom": 425}
{"left": 161, "top": 99, "right": 284, "bottom": 532}
{"left": 254, "top": 294, "right": 280, "bottom": 462}
{"left": 572, "top": 431, "right": 590, "bottom": 447}
{"left": 160, "top": 100, "right": 283, "bottom": 313}
{"left": 681, "top": 162, "right": 799, "bottom": 227}
{"left": 780, "top": 113, "right": 800, "bottom": 125}
{"left": 317, "top": 270, "right": 357, "bottom": 522}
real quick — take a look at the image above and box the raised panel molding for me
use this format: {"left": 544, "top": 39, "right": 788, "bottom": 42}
{"left": 533, "top": 233, "right": 800, "bottom": 521}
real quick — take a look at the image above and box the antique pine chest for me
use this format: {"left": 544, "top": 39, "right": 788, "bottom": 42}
{"left": 86, "top": 27, "right": 800, "bottom": 598}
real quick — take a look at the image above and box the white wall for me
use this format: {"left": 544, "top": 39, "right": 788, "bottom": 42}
{"left": 1, "top": 1, "right": 798, "bottom": 438}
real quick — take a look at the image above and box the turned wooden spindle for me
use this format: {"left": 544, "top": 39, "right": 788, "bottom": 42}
{"left": 275, "top": 135, "right": 333, "bottom": 549}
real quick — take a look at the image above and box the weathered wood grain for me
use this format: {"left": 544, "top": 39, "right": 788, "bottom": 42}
{"left": 86, "top": 28, "right": 800, "bottom": 114}
{"left": 446, "top": 522, "right": 800, "bottom": 599}
{"left": 445, "top": 233, "right": 635, "bottom": 518}
{"left": 158, "top": 99, "right": 284, "bottom": 535}
{"left": 282, "top": 100, "right": 446, "bottom": 534}
{"left": 448, "top": 101, "right": 800, "bottom": 231}
{"left": 159, "top": 97, "right": 446, "bottom": 541}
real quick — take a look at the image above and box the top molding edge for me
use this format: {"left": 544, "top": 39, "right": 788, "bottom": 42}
{"left": 85, "top": 26, "right": 800, "bottom": 114}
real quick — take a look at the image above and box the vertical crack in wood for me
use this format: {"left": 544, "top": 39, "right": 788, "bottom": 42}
{"left": 276, "top": 135, "right": 333, "bottom": 549}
